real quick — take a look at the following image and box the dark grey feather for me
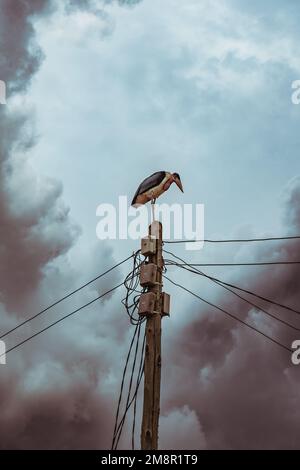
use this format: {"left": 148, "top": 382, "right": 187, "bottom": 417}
{"left": 131, "top": 171, "right": 167, "bottom": 205}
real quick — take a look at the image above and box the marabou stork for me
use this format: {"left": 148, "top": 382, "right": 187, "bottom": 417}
{"left": 131, "top": 171, "right": 184, "bottom": 222}
{"left": 131, "top": 171, "right": 184, "bottom": 207}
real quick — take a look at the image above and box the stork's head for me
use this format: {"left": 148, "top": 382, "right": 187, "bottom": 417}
{"left": 172, "top": 172, "right": 184, "bottom": 192}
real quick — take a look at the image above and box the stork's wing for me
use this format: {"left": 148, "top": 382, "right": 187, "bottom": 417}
{"left": 131, "top": 171, "right": 166, "bottom": 205}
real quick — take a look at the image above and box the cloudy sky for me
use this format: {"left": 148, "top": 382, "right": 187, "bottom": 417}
{"left": 0, "top": 0, "right": 300, "bottom": 449}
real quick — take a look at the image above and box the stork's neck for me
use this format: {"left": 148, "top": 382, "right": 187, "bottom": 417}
{"left": 163, "top": 174, "right": 174, "bottom": 191}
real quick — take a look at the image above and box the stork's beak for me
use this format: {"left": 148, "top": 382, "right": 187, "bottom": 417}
{"left": 175, "top": 178, "right": 184, "bottom": 193}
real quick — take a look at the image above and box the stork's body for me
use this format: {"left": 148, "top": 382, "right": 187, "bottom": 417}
{"left": 131, "top": 171, "right": 183, "bottom": 207}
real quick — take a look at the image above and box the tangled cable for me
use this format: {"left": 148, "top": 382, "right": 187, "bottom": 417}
{"left": 111, "top": 251, "right": 147, "bottom": 450}
{"left": 122, "top": 250, "right": 147, "bottom": 326}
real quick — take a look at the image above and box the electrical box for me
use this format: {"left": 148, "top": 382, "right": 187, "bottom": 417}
{"left": 138, "top": 292, "right": 156, "bottom": 316}
{"left": 140, "top": 263, "right": 157, "bottom": 287}
{"left": 161, "top": 292, "right": 170, "bottom": 317}
{"left": 141, "top": 236, "right": 156, "bottom": 256}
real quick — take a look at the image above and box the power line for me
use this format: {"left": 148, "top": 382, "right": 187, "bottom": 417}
{"left": 111, "top": 251, "right": 147, "bottom": 450}
{"left": 117, "top": 322, "right": 142, "bottom": 449}
{"left": 112, "top": 325, "right": 146, "bottom": 450}
{"left": 164, "top": 249, "right": 300, "bottom": 315}
{"left": 111, "top": 322, "right": 140, "bottom": 450}
{"left": 132, "top": 332, "right": 145, "bottom": 450}
{"left": 165, "top": 261, "right": 300, "bottom": 266}
{"left": 164, "top": 235, "right": 300, "bottom": 244}
{"left": 0, "top": 254, "right": 133, "bottom": 341}
{"left": 170, "top": 262, "right": 300, "bottom": 331}
{"left": 163, "top": 274, "right": 292, "bottom": 353}
{"left": 0, "top": 282, "right": 124, "bottom": 360}
{"left": 175, "top": 263, "right": 300, "bottom": 317}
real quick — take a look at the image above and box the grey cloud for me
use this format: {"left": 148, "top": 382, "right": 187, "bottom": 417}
{"left": 0, "top": 0, "right": 53, "bottom": 96}
{"left": 159, "top": 406, "right": 207, "bottom": 450}
{"left": 283, "top": 176, "right": 300, "bottom": 230}
{"left": 0, "top": 363, "right": 113, "bottom": 449}
{"left": 0, "top": 0, "right": 80, "bottom": 310}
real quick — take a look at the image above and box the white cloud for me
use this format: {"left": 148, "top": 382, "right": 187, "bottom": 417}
{"left": 159, "top": 405, "right": 207, "bottom": 449}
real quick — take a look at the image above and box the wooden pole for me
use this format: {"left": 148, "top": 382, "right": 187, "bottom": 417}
{"left": 141, "top": 221, "right": 163, "bottom": 450}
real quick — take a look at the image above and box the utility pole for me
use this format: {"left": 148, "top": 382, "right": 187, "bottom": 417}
{"left": 139, "top": 220, "right": 169, "bottom": 450}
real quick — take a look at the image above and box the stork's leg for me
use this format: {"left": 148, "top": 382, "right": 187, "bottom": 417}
{"left": 151, "top": 199, "right": 156, "bottom": 222}
{"left": 150, "top": 192, "right": 156, "bottom": 222}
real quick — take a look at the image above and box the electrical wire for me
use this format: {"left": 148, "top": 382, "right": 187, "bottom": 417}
{"left": 111, "top": 325, "right": 146, "bottom": 450}
{"left": 111, "top": 250, "right": 147, "bottom": 450}
{"left": 122, "top": 250, "right": 146, "bottom": 326}
{"left": 111, "top": 322, "right": 140, "bottom": 450}
{"left": 132, "top": 330, "right": 146, "bottom": 450}
{"left": 169, "top": 262, "right": 300, "bottom": 331}
{"left": 165, "top": 261, "right": 300, "bottom": 266}
{"left": 163, "top": 274, "right": 292, "bottom": 352}
{"left": 114, "top": 329, "right": 146, "bottom": 451}
{"left": 0, "top": 282, "right": 124, "bottom": 360}
{"left": 0, "top": 254, "right": 133, "bottom": 340}
{"left": 117, "top": 322, "right": 142, "bottom": 447}
{"left": 164, "top": 235, "right": 300, "bottom": 244}
{"left": 113, "top": 338, "right": 145, "bottom": 451}
{"left": 164, "top": 249, "right": 300, "bottom": 315}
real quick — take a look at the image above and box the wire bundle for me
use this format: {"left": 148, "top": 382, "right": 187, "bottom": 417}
{"left": 111, "top": 322, "right": 145, "bottom": 450}
{"left": 122, "top": 250, "right": 146, "bottom": 325}
{"left": 111, "top": 251, "right": 148, "bottom": 449}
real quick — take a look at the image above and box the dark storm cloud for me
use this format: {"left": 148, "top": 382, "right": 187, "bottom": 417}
{"left": 0, "top": 0, "right": 53, "bottom": 96}
{"left": 163, "top": 177, "right": 300, "bottom": 449}
{"left": 0, "top": 366, "right": 113, "bottom": 449}
{"left": 0, "top": 0, "right": 143, "bottom": 450}
{"left": 0, "top": 0, "right": 80, "bottom": 309}
{"left": 0, "top": 0, "right": 142, "bottom": 309}
{"left": 66, "top": 0, "right": 142, "bottom": 12}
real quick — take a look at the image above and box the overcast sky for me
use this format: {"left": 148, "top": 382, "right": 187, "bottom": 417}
{"left": 1, "top": 0, "right": 300, "bottom": 449}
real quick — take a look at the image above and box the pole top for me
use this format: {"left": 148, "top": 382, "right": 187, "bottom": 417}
{"left": 149, "top": 221, "right": 162, "bottom": 239}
